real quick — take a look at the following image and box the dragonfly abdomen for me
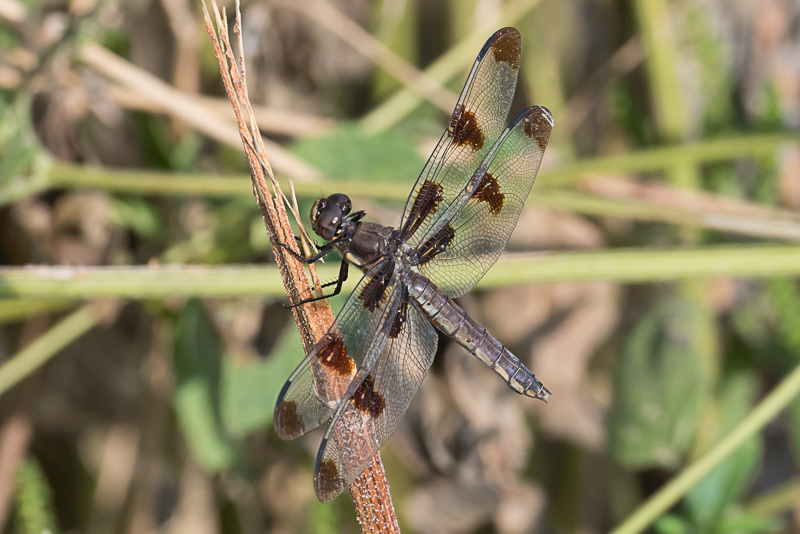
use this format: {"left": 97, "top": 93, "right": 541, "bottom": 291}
{"left": 407, "top": 272, "right": 550, "bottom": 402}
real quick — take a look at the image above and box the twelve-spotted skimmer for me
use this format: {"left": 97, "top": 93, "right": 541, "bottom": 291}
{"left": 274, "top": 27, "right": 552, "bottom": 503}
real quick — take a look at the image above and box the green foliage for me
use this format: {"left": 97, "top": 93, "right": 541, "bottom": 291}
{"left": 768, "top": 279, "right": 800, "bottom": 463}
{"left": 109, "top": 196, "right": 166, "bottom": 243}
{"left": 682, "top": 4, "right": 734, "bottom": 135}
{"left": 684, "top": 373, "right": 762, "bottom": 529}
{"left": 607, "top": 76, "right": 651, "bottom": 146}
{"left": 134, "top": 115, "right": 203, "bottom": 171}
{"left": 609, "top": 298, "right": 706, "bottom": 468}
{"left": 173, "top": 299, "right": 237, "bottom": 471}
{"left": 204, "top": 199, "right": 263, "bottom": 264}
{"left": 0, "top": 96, "right": 40, "bottom": 190}
{"left": 222, "top": 323, "right": 304, "bottom": 436}
{"left": 307, "top": 497, "right": 340, "bottom": 534}
{"left": 655, "top": 511, "right": 782, "bottom": 534}
{"left": 290, "top": 123, "right": 425, "bottom": 184}
{"left": 14, "top": 457, "right": 59, "bottom": 534}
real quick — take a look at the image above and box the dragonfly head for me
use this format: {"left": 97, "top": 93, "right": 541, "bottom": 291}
{"left": 310, "top": 193, "right": 352, "bottom": 241}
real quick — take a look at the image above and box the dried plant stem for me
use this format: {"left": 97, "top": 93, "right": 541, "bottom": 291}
{"left": 201, "top": 3, "right": 399, "bottom": 531}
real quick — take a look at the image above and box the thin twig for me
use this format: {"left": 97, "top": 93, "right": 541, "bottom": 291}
{"left": 201, "top": 3, "right": 400, "bottom": 531}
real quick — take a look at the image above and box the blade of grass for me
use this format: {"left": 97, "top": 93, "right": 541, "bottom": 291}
{"left": 13, "top": 457, "right": 60, "bottom": 534}
{"left": 0, "top": 305, "right": 99, "bottom": 396}
{"left": 36, "top": 131, "right": 796, "bottom": 196}
{"left": 610, "top": 360, "right": 800, "bottom": 534}
{"left": 2, "top": 245, "right": 800, "bottom": 299}
{"left": 34, "top": 145, "right": 800, "bottom": 243}
{"left": 744, "top": 478, "right": 800, "bottom": 517}
{"left": 0, "top": 300, "right": 73, "bottom": 324}
{"left": 8, "top": 129, "right": 794, "bottom": 210}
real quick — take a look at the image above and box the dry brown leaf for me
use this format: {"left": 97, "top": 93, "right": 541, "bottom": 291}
{"left": 494, "top": 481, "right": 546, "bottom": 534}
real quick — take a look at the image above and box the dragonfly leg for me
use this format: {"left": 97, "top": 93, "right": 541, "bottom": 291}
{"left": 274, "top": 236, "right": 342, "bottom": 264}
{"left": 283, "top": 259, "right": 350, "bottom": 308}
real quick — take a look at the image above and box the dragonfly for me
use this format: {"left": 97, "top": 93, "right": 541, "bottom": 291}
{"left": 273, "top": 27, "right": 553, "bottom": 503}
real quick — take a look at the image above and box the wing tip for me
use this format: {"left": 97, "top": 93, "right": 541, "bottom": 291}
{"left": 274, "top": 398, "right": 306, "bottom": 440}
{"left": 532, "top": 105, "right": 554, "bottom": 128}
{"left": 482, "top": 27, "right": 522, "bottom": 72}
{"left": 513, "top": 106, "right": 554, "bottom": 152}
{"left": 314, "top": 438, "right": 347, "bottom": 503}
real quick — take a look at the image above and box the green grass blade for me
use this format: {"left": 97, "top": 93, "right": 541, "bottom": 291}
{"left": 1, "top": 245, "right": 799, "bottom": 299}
{"left": 0, "top": 305, "right": 99, "bottom": 396}
{"left": 610, "top": 360, "right": 800, "bottom": 534}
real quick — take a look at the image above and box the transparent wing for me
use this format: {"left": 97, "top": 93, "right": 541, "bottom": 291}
{"left": 398, "top": 27, "right": 521, "bottom": 245}
{"left": 313, "top": 289, "right": 438, "bottom": 502}
{"left": 274, "top": 260, "right": 401, "bottom": 440}
{"left": 415, "top": 106, "right": 553, "bottom": 297}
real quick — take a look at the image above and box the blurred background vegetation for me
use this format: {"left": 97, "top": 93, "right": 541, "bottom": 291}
{"left": 1, "top": 0, "right": 800, "bottom": 533}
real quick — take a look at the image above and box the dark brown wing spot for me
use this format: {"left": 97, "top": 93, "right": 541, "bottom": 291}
{"left": 358, "top": 261, "right": 395, "bottom": 312}
{"left": 402, "top": 180, "right": 444, "bottom": 239}
{"left": 316, "top": 459, "right": 344, "bottom": 498}
{"left": 389, "top": 290, "right": 409, "bottom": 339}
{"left": 417, "top": 224, "right": 456, "bottom": 265}
{"left": 449, "top": 105, "right": 484, "bottom": 151}
{"left": 317, "top": 333, "right": 355, "bottom": 376}
{"left": 489, "top": 27, "right": 521, "bottom": 71}
{"left": 471, "top": 172, "right": 505, "bottom": 215}
{"left": 274, "top": 400, "right": 304, "bottom": 440}
{"left": 352, "top": 374, "right": 385, "bottom": 418}
{"left": 523, "top": 107, "right": 553, "bottom": 153}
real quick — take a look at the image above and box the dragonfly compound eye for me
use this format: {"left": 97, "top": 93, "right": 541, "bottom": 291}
{"left": 313, "top": 203, "right": 343, "bottom": 241}
{"left": 310, "top": 198, "right": 327, "bottom": 224}
{"left": 327, "top": 193, "right": 352, "bottom": 216}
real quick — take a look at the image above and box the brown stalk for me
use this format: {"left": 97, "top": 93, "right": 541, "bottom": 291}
{"left": 201, "top": 2, "right": 399, "bottom": 532}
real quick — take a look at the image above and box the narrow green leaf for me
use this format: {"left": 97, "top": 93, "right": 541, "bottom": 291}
{"left": 109, "top": 197, "right": 165, "bottom": 242}
{"left": 609, "top": 298, "right": 705, "bottom": 468}
{"left": 685, "top": 373, "right": 762, "bottom": 527}
{"left": 717, "top": 511, "right": 783, "bottom": 534}
{"left": 173, "top": 299, "right": 236, "bottom": 471}
{"left": 14, "top": 457, "right": 59, "bottom": 534}
{"left": 768, "top": 278, "right": 800, "bottom": 465}
{"left": 653, "top": 514, "right": 691, "bottom": 534}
